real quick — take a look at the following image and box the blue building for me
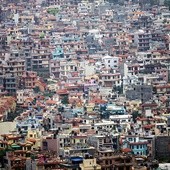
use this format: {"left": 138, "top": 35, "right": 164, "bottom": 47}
{"left": 16, "top": 116, "right": 41, "bottom": 135}
{"left": 122, "top": 136, "right": 148, "bottom": 156}
{"left": 106, "top": 104, "right": 126, "bottom": 115}
{"left": 101, "top": 103, "right": 126, "bottom": 119}
{"left": 52, "top": 46, "right": 64, "bottom": 59}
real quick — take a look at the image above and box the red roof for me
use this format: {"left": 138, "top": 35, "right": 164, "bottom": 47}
{"left": 130, "top": 142, "right": 148, "bottom": 145}
{"left": 155, "top": 85, "right": 170, "bottom": 89}
{"left": 56, "top": 89, "right": 69, "bottom": 95}
{"left": 143, "top": 124, "right": 155, "bottom": 129}
{"left": 46, "top": 100, "right": 56, "bottom": 105}
{"left": 141, "top": 103, "right": 157, "bottom": 107}
{"left": 69, "top": 98, "right": 82, "bottom": 104}
{"left": 122, "top": 148, "right": 132, "bottom": 153}
{"left": 89, "top": 98, "right": 107, "bottom": 104}
{"left": 27, "top": 138, "right": 36, "bottom": 143}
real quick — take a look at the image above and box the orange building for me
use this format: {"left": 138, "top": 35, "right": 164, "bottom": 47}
{"left": 22, "top": 71, "right": 37, "bottom": 89}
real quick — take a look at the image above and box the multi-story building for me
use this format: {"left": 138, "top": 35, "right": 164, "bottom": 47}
{"left": 0, "top": 74, "right": 18, "bottom": 95}
{"left": 0, "top": 29, "right": 7, "bottom": 49}
{"left": 102, "top": 55, "right": 119, "bottom": 70}
{"left": 88, "top": 134, "right": 119, "bottom": 151}
{"left": 80, "top": 157, "right": 101, "bottom": 170}
{"left": 59, "top": 60, "right": 85, "bottom": 83}
{"left": 8, "top": 58, "right": 25, "bottom": 77}
{"left": 31, "top": 47, "right": 52, "bottom": 78}
{"left": 50, "top": 59, "right": 60, "bottom": 78}
{"left": 126, "top": 85, "right": 153, "bottom": 102}
{"left": 45, "top": 0, "right": 66, "bottom": 6}
{"left": 100, "top": 72, "right": 122, "bottom": 87}
{"left": 155, "top": 136, "right": 170, "bottom": 161}
{"left": 16, "top": 89, "right": 34, "bottom": 104}
{"left": 122, "top": 135, "right": 149, "bottom": 156}
{"left": 124, "top": 62, "right": 140, "bottom": 77}
{"left": 133, "top": 30, "right": 151, "bottom": 52}
{"left": 21, "top": 71, "right": 37, "bottom": 89}
{"left": 98, "top": 153, "right": 135, "bottom": 170}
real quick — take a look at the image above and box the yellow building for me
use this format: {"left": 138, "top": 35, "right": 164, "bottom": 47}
{"left": 26, "top": 129, "right": 42, "bottom": 149}
{"left": 79, "top": 158, "right": 101, "bottom": 170}
{"left": 86, "top": 104, "right": 95, "bottom": 112}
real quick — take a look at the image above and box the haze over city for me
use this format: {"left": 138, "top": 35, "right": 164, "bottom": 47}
{"left": 0, "top": 0, "right": 170, "bottom": 169}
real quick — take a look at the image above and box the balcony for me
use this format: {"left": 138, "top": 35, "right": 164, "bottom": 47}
{"left": 114, "top": 162, "right": 133, "bottom": 167}
{"left": 97, "top": 155, "right": 121, "bottom": 160}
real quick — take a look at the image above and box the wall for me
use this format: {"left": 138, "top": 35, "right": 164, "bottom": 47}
{"left": 155, "top": 136, "right": 170, "bottom": 161}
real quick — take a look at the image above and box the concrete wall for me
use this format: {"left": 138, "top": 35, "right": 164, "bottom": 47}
{"left": 155, "top": 136, "right": 170, "bottom": 160}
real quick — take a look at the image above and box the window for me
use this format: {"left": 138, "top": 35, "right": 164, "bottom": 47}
{"left": 168, "top": 143, "right": 170, "bottom": 151}
{"left": 108, "top": 60, "right": 110, "bottom": 63}
{"left": 128, "top": 138, "right": 132, "bottom": 141}
{"left": 105, "top": 160, "right": 109, "bottom": 165}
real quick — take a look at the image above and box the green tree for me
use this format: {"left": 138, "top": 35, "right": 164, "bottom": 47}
{"left": 132, "top": 111, "right": 140, "bottom": 123}
{"left": 47, "top": 8, "right": 59, "bottom": 16}
{"left": 61, "top": 96, "right": 69, "bottom": 104}
{"left": 113, "top": 85, "right": 123, "bottom": 94}
{"left": 33, "top": 86, "right": 40, "bottom": 93}
{"left": 0, "top": 149, "right": 5, "bottom": 168}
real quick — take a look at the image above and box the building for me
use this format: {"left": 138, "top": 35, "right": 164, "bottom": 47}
{"left": 102, "top": 55, "right": 119, "bottom": 70}
{"left": 21, "top": 71, "right": 37, "bottom": 89}
{"left": 122, "top": 135, "right": 149, "bottom": 156}
{"left": 100, "top": 72, "right": 122, "bottom": 87}
{"left": 3, "top": 74, "right": 18, "bottom": 95}
{"left": 79, "top": 156, "right": 101, "bottom": 170}
{"left": 155, "top": 136, "right": 170, "bottom": 161}
{"left": 126, "top": 85, "right": 153, "bottom": 102}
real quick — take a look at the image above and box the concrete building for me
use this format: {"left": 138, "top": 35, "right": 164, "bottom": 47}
{"left": 100, "top": 72, "right": 122, "bottom": 87}
{"left": 122, "top": 135, "right": 149, "bottom": 156}
{"left": 1, "top": 74, "right": 18, "bottom": 95}
{"left": 21, "top": 71, "right": 37, "bottom": 89}
{"left": 155, "top": 136, "right": 170, "bottom": 161}
{"left": 79, "top": 157, "right": 101, "bottom": 170}
{"left": 102, "top": 55, "right": 119, "bottom": 70}
{"left": 126, "top": 85, "right": 153, "bottom": 102}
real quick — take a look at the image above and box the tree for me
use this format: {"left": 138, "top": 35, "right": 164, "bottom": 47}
{"left": 0, "top": 149, "right": 5, "bottom": 168}
{"left": 113, "top": 85, "right": 123, "bottom": 94}
{"left": 33, "top": 86, "right": 40, "bottom": 93}
{"left": 47, "top": 8, "right": 59, "bottom": 16}
{"left": 61, "top": 96, "right": 69, "bottom": 105}
{"left": 163, "top": 19, "right": 167, "bottom": 24}
{"left": 132, "top": 111, "right": 140, "bottom": 123}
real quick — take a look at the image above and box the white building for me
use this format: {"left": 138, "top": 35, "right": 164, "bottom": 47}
{"left": 136, "top": 52, "right": 152, "bottom": 69}
{"left": 80, "top": 60, "right": 96, "bottom": 77}
{"left": 16, "top": 89, "right": 34, "bottom": 104}
{"left": 102, "top": 55, "right": 119, "bottom": 69}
